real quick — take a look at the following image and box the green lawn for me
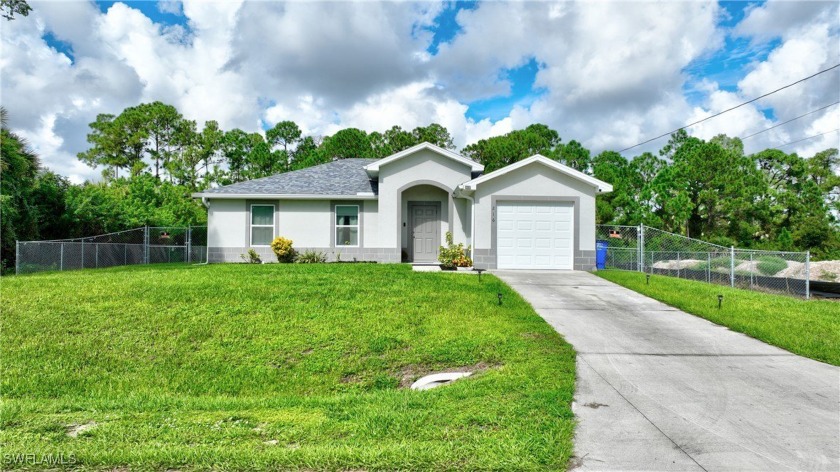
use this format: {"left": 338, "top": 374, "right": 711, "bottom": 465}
{"left": 1, "top": 264, "right": 575, "bottom": 471}
{"left": 595, "top": 270, "right": 840, "bottom": 366}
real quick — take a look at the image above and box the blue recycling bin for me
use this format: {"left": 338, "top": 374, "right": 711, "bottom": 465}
{"left": 596, "top": 240, "right": 609, "bottom": 269}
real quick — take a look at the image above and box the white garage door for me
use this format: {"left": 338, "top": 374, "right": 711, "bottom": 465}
{"left": 497, "top": 201, "right": 574, "bottom": 269}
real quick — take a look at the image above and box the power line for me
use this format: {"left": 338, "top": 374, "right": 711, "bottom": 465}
{"left": 772, "top": 128, "right": 839, "bottom": 150}
{"left": 619, "top": 63, "right": 840, "bottom": 153}
{"left": 739, "top": 101, "right": 840, "bottom": 140}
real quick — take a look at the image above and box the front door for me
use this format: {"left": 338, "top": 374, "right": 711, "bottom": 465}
{"left": 410, "top": 203, "right": 440, "bottom": 262}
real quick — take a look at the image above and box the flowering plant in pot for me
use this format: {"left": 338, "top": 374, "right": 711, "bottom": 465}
{"left": 454, "top": 254, "right": 473, "bottom": 271}
{"left": 438, "top": 232, "right": 472, "bottom": 270}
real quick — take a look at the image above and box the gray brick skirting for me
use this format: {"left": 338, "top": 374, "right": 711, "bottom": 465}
{"left": 209, "top": 246, "right": 594, "bottom": 270}
{"left": 471, "top": 248, "right": 597, "bottom": 271}
{"left": 472, "top": 249, "right": 496, "bottom": 269}
{"left": 208, "top": 247, "right": 400, "bottom": 264}
{"left": 574, "top": 249, "right": 597, "bottom": 271}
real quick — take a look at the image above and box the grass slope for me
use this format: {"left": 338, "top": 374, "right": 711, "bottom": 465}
{"left": 1, "top": 264, "right": 575, "bottom": 471}
{"left": 595, "top": 270, "right": 840, "bottom": 365}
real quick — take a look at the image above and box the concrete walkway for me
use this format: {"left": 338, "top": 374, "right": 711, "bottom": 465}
{"left": 495, "top": 270, "right": 839, "bottom": 471}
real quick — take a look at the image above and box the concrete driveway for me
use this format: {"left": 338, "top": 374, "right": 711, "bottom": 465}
{"left": 495, "top": 270, "right": 839, "bottom": 471}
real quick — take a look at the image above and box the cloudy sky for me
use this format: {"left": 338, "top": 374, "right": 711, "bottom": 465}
{"left": 1, "top": 0, "right": 838, "bottom": 183}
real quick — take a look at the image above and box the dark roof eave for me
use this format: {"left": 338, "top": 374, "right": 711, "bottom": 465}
{"left": 192, "top": 193, "right": 378, "bottom": 200}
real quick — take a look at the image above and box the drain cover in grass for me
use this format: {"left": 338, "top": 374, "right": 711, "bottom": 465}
{"left": 410, "top": 372, "right": 472, "bottom": 390}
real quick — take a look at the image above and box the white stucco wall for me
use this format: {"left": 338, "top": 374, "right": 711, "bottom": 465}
{"left": 277, "top": 200, "right": 331, "bottom": 247}
{"left": 363, "top": 200, "right": 380, "bottom": 248}
{"left": 208, "top": 199, "right": 246, "bottom": 247}
{"left": 377, "top": 149, "right": 473, "bottom": 249}
{"left": 473, "top": 163, "right": 599, "bottom": 251}
{"left": 209, "top": 198, "right": 382, "bottom": 250}
{"left": 453, "top": 198, "right": 470, "bottom": 246}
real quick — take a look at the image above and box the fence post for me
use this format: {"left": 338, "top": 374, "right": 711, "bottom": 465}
{"left": 187, "top": 226, "right": 192, "bottom": 264}
{"left": 81, "top": 239, "right": 85, "bottom": 269}
{"left": 805, "top": 251, "right": 810, "bottom": 300}
{"left": 730, "top": 246, "right": 735, "bottom": 288}
{"left": 96, "top": 243, "right": 99, "bottom": 268}
{"left": 677, "top": 252, "right": 681, "bottom": 278}
{"left": 144, "top": 226, "right": 149, "bottom": 264}
{"left": 60, "top": 242, "right": 64, "bottom": 271}
{"left": 15, "top": 241, "right": 20, "bottom": 275}
{"left": 748, "top": 252, "right": 753, "bottom": 289}
{"left": 707, "top": 252, "right": 711, "bottom": 283}
{"left": 639, "top": 224, "right": 645, "bottom": 273}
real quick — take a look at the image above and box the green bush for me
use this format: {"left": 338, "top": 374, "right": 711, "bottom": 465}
{"left": 270, "top": 237, "right": 296, "bottom": 263}
{"left": 695, "top": 256, "right": 730, "bottom": 271}
{"left": 296, "top": 250, "right": 327, "bottom": 264}
{"left": 756, "top": 256, "right": 787, "bottom": 276}
{"left": 694, "top": 255, "right": 745, "bottom": 272}
{"left": 240, "top": 249, "right": 262, "bottom": 264}
{"left": 708, "top": 256, "right": 733, "bottom": 268}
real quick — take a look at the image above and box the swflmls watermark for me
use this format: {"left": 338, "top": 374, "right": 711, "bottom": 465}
{"left": 3, "top": 453, "right": 77, "bottom": 466}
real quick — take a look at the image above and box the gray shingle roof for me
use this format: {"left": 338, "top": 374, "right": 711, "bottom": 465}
{"left": 202, "top": 158, "right": 380, "bottom": 196}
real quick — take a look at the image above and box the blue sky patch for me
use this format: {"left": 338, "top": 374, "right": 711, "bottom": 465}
{"left": 465, "top": 58, "right": 546, "bottom": 122}
{"left": 760, "top": 107, "right": 777, "bottom": 121}
{"left": 96, "top": 1, "right": 188, "bottom": 28}
{"left": 42, "top": 32, "right": 75, "bottom": 63}
{"left": 425, "top": 1, "right": 478, "bottom": 55}
{"left": 681, "top": 1, "right": 778, "bottom": 107}
{"left": 718, "top": 0, "right": 760, "bottom": 27}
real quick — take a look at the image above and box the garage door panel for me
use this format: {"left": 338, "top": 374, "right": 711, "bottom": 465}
{"left": 555, "top": 237, "right": 571, "bottom": 249}
{"left": 554, "top": 256, "right": 572, "bottom": 267}
{"left": 516, "top": 220, "right": 532, "bottom": 230}
{"left": 516, "top": 238, "right": 532, "bottom": 248}
{"left": 534, "top": 255, "right": 553, "bottom": 266}
{"left": 497, "top": 201, "right": 574, "bottom": 270}
{"left": 554, "top": 218, "right": 571, "bottom": 228}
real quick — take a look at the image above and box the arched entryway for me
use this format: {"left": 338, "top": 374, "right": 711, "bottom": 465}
{"left": 397, "top": 181, "right": 453, "bottom": 263}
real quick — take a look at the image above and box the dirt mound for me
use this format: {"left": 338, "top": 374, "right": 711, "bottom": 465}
{"left": 651, "top": 259, "right": 703, "bottom": 270}
{"left": 650, "top": 258, "right": 839, "bottom": 282}
{"left": 777, "top": 260, "right": 840, "bottom": 281}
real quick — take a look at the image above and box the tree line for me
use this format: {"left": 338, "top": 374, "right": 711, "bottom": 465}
{"left": 77, "top": 101, "right": 457, "bottom": 188}
{"left": 2, "top": 103, "right": 838, "bottom": 272}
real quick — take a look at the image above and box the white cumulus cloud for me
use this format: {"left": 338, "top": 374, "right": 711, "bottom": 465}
{"left": 1, "top": 0, "right": 837, "bottom": 183}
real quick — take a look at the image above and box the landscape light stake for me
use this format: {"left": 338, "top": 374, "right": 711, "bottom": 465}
{"left": 497, "top": 293, "right": 503, "bottom": 305}
{"left": 646, "top": 274, "right": 651, "bottom": 285}
{"left": 717, "top": 294, "right": 723, "bottom": 309}
{"left": 474, "top": 268, "right": 485, "bottom": 282}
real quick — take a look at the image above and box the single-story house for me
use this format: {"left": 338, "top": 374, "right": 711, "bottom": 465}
{"left": 193, "top": 142, "right": 612, "bottom": 270}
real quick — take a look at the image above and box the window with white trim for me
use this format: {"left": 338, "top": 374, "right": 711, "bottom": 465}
{"left": 335, "top": 205, "right": 359, "bottom": 247}
{"left": 250, "top": 204, "right": 275, "bottom": 246}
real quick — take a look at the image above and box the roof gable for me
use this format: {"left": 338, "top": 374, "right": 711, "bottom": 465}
{"left": 364, "top": 142, "right": 484, "bottom": 175}
{"left": 194, "top": 158, "right": 379, "bottom": 199}
{"left": 459, "top": 154, "right": 613, "bottom": 193}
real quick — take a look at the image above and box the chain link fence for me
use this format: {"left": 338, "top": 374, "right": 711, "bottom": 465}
{"left": 596, "top": 224, "right": 812, "bottom": 299}
{"left": 16, "top": 226, "right": 207, "bottom": 275}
